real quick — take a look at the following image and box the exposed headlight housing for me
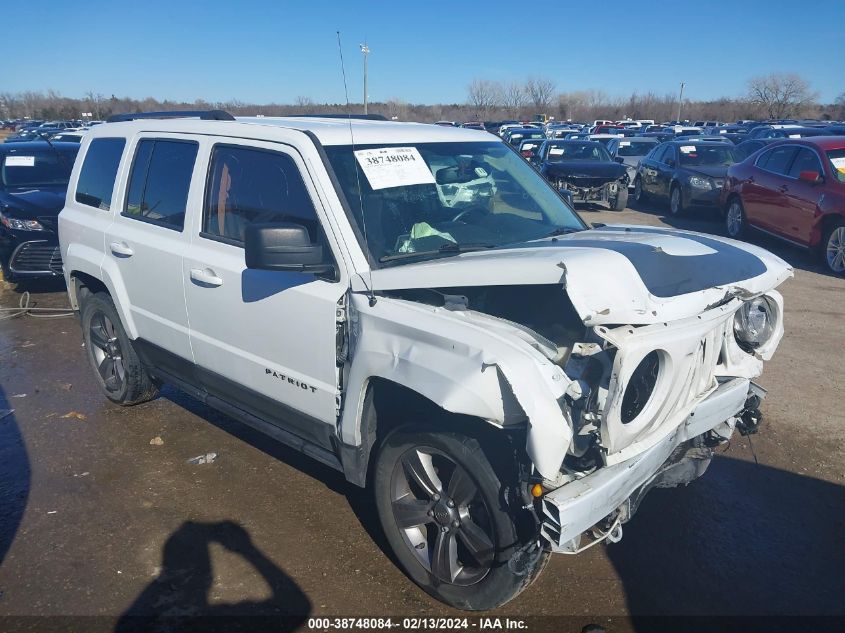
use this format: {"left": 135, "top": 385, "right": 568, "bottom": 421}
{"left": 733, "top": 296, "right": 776, "bottom": 351}
{"left": 0, "top": 210, "right": 44, "bottom": 231}
{"left": 688, "top": 176, "right": 713, "bottom": 190}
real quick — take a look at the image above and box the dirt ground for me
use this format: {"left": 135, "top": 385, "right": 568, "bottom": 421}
{"left": 0, "top": 201, "right": 842, "bottom": 632}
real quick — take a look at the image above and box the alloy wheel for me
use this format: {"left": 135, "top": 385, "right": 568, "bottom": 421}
{"left": 726, "top": 201, "right": 744, "bottom": 237}
{"left": 670, "top": 187, "right": 681, "bottom": 215}
{"left": 89, "top": 311, "right": 126, "bottom": 392}
{"left": 826, "top": 226, "right": 845, "bottom": 273}
{"left": 634, "top": 178, "right": 643, "bottom": 202}
{"left": 390, "top": 447, "right": 496, "bottom": 586}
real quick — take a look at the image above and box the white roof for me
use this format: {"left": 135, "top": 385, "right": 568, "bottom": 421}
{"left": 86, "top": 116, "right": 492, "bottom": 146}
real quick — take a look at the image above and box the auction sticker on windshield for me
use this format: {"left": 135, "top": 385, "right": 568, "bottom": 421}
{"left": 354, "top": 147, "right": 435, "bottom": 190}
{"left": 5, "top": 156, "right": 36, "bottom": 167}
{"left": 680, "top": 146, "right": 696, "bottom": 153}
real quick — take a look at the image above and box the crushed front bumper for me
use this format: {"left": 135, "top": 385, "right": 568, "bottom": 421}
{"left": 541, "top": 377, "right": 754, "bottom": 552}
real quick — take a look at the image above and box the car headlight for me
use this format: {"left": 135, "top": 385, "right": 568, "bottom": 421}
{"left": 733, "top": 296, "right": 776, "bottom": 351}
{"left": 0, "top": 210, "right": 44, "bottom": 231}
{"left": 688, "top": 176, "right": 713, "bottom": 189}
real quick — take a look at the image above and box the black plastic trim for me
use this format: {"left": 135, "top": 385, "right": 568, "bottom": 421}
{"left": 107, "top": 110, "right": 235, "bottom": 123}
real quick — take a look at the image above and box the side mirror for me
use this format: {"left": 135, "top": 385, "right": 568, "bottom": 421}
{"left": 244, "top": 223, "right": 333, "bottom": 274}
{"left": 798, "top": 170, "right": 823, "bottom": 184}
{"left": 614, "top": 156, "right": 625, "bottom": 163}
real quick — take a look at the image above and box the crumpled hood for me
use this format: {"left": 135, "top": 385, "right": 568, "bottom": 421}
{"left": 542, "top": 160, "right": 627, "bottom": 182}
{"left": 355, "top": 225, "right": 793, "bottom": 326}
{"left": 0, "top": 187, "right": 66, "bottom": 217}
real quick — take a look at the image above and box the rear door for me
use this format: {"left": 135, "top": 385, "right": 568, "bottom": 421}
{"left": 655, "top": 145, "right": 677, "bottom": 198}
{"left": 104, "top": 135, "right": 199, "bottom": 373}
{"left": 182, "top": 138, "right": 346, "bottom": 448}
{"left": 640, "top": 145, "right": 666, "bottom": 195}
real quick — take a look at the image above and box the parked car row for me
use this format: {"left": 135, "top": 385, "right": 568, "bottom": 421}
{"left": 3, "top": 119, "right": 102, "bottom": 144}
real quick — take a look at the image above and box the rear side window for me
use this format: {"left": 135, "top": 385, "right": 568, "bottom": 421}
{"left": 201, "top": 145, "right": 321, "bottom": 245}
{"left": 75, "top": 138, "right": 125, "bottom": 210}
{"left": 757, "top": 146, "right": 797, "bottom": 175}
{"left": 124, "top": 139, "right": 197, "bottom": 230}
{"left": 787, "top": 148, "right": 822, "bottom": 178}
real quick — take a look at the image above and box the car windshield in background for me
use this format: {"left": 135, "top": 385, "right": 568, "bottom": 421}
{"left": 616, "top": 141, "right": 655, "bottom": 156}
{"left": 1, "top": 148, "right": 78, "bottom": 187}
{"left": 677, "top": 144, "right": 737, "bottom": 166}
{"left": 828, "top": 149, "right": 845, "bottom": 183}
{"left": 547, "top": 142, "right": 611, "bottom": 162}
{"left": 324, "top": 141, "right": 585, "bottom": 266}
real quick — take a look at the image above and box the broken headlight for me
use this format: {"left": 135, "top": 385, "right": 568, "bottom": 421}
{"left": 733, "top": 295, "right": 776, "bottom": 351}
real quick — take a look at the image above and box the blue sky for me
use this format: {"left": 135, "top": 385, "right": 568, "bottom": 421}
{"left": 7, "top": 0, "right": 844, "bottom": 104}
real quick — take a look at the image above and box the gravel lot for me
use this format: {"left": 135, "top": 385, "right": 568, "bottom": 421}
{"left": 0, "top": 201, "right": 842, "bottom": 631}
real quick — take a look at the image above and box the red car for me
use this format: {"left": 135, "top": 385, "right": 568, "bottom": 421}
{"left": 721, "top": 137, "right": 845, "bottom": 274}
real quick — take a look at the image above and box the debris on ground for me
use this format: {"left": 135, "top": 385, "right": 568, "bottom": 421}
{"left": 73, "top": 472, "right": 90, "bottom": 478}
{"left": 60, "top": 412, "right": 87, "bottom": 421}
{"left": 149, "top": 436, "right": 164, "bottom": 446}
{"left": 20, "top": 342, "right": 35, "bottom": 348}
{"left": 187, "top": 452, "right": 217, "bottom": 465}
{"left": 46, "top": 511, "right": 57, "bottom": 515}
{"left": 0, "top": 409, "right": 14, "bottom": 421}
{"left": 11, "top": 394, "right": 26, "bottom": 398}
{"left": 59, "top": 382, "right": 73, "bottom": 391}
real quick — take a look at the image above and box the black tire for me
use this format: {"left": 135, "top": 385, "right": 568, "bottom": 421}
{"left": 822, "top": 220, "right": 845, "bottom": 275}
{"left": 612, "top": 186, "right": 629, "bottom": 211}
{"left": 633, "top": 176, "right": 647, "bottom": 203}
{"left": 373, "top": 427, "right": 548, "bottom": 610}
{"left": 725, "top": 197, "right": 747, "bottom": 240}
{"left": 669, "top": 183, "right": 684, "bottom": 216}
{"left": 80, "top": 292, "right": 158, "bottom": 405}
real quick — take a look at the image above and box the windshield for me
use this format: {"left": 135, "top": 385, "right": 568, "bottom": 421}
{"left": 547, "top": 142, "right": 611, "bottom": 162}
{"left": 1, "top": 148, "right": 77, "bottom": 188}
{"left": 828, "top": 149, "right": 845, "bottom": 183}
{"left": 677, "top": 144, "right": 737, "bottom": 167}
{"left": 324, "top": 141, "right": 585, "bottom": 266}
{"left": 616, "top": 141, "right": 656, "bottom": 157}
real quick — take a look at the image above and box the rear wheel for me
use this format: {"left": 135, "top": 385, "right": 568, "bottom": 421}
{"left": 374, "top": 427, "right": 547, "bottom": 610}
{"left": 823, "top": 221, "right": 845, "bottom": 275}
{"left": 669, "top": 184, "right": 684, "bottom": 216}
{"left": 725, "top": 198, "right": 747, "bottom": 239}
{"left": 81, "top": 292, "right": 158, "bottom": 405}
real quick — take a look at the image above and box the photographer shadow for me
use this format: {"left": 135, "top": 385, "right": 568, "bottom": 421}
{"left": 115, "top": 520, "right": 311, "bottom": 633}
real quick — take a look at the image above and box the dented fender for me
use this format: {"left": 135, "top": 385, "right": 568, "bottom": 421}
{"left": 339, "top": 294, "right": 573, "bottom": 480}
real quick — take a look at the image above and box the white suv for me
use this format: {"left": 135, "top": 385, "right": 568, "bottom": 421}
{"left": 59, "top": 111, "right": 792, "bottom": 610}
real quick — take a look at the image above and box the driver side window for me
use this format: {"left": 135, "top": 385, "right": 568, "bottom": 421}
{"left": 202, "top": 144, "right": 322, "bottom": 246}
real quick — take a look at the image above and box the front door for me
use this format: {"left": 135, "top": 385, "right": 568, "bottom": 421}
{"left": 183, "top": 139, "right": 345, "bottom": 447}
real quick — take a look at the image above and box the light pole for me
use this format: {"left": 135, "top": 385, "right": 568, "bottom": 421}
{"left": 359, "top": 43, "right": 370, "bottom": 115}
{"left": 677, "top": 81, "right": 685, "bottom": 123}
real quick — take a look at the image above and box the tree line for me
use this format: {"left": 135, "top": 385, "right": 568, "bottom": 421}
{"left": 1, "top": 73, "right": 841, "bottom": 124}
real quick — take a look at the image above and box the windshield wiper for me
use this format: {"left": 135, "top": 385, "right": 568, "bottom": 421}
{"left": 379, "top": 242, "right": 496, "bottom": 263}
{"left": 541, "top": 227, "right": 582, "bottom": 238}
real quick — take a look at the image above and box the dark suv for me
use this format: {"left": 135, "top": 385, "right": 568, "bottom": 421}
{"left": 0, "top": 142, "right": 80, "bottom": 281}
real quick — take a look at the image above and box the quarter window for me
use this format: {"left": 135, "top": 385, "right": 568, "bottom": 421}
{"left": 123, "top": 139, "right": 198, "bottom": 230}
{"left": 75, "top": 138, "right": 125, "bottom": 211}
{"left": 202, "top": 145, "right": 322, "bottom": 245}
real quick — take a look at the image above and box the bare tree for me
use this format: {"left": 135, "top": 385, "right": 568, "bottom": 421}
{"left": 466, "top": 79, "right": 500, "bottom": 116}
{"left": 525, "top": 77, "right": 555, "bottom": 113}
{"left": 747, "top": 73, "right": 818, "bottom": 119}
{"left": 499, "top": 81, "right": 526, "bottom": 117}
{"left": 835, "top": 92, "right": 845, "bottom": 120}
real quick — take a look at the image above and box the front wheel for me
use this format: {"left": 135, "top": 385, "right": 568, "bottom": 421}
{"left": 824, "top": 221, "right": 845, "bottom": 275}
{"left": 81, "top": 292, "right": 158, "bottom": 405}
{"left": 373, "top": 428, "right": 547, "bottom": 610}
{"left": 669, "top": 184, "right": 684, "bottom": 216}
{"left": 633, "top": 176, "right": 647, "bottom": 203}
{"left": 725, "top": 198, "right": 747, "bottom": 239}
{"left": 612, "top": 185, "right": 628, "bottom": 211}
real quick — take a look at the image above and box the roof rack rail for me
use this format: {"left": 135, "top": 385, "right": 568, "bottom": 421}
{"left": 106, "top": 110, "right": 235, "bottom": 123}
{"left": 283, "top": 113, "right": 388, "bottom": 121}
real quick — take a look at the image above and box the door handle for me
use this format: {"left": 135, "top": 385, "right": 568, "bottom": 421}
{"left": 109, "top": 241, "right": 133, "bottom": 257}
{"left": 778, "top": 184, "right": 789, "bottom": 193}
{"left": 190, "top": 268, "right": 223, "bottom": 287}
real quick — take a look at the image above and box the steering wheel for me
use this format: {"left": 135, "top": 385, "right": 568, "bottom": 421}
{"left": 452, "top": 205, "right": 490, "bottom": 223}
